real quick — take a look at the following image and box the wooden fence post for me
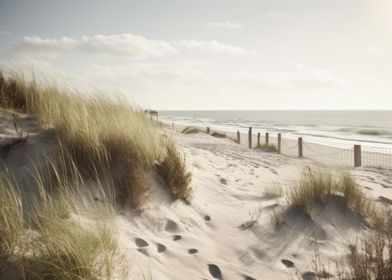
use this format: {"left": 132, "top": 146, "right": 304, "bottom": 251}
{"left": 248, "top": 127, "right": 252, "bottom": 149}
{"left": 257, "top": 132, "right": 261, "bottom": 147}
{"left": 277, "top": 133, "right": 281, "bottom": 153}
{"left": 207, "top": 127, "right": 210, "bottom": 134}
{"left": 237, "top": 131, "right": 240, "bottom": 144}
{"left": 265, "top": 133, "right": 269, "bottom": 145}
{"left": 354, "top": 145, "right": 362, "bottom": 167}
{"left": 172, "top": 122, "right": 174, "bottom": 131}
{"left": 298, "top": 137, "right": 303, "bottom": 158}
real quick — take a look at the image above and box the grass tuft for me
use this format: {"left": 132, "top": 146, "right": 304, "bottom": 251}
{"left": 0, "top": 173, "right": 23, "bottom": 273}
{"left": 181, "top": 126, "right": 202, "bottom": 134}
{"left": 263, "top": 183, "right": 284, "bottom": 198}
{"left": 287, "top": 168, "right": 373, "bottom": 218}
{"left": 0, "top": 160, "right": 127, "bottom": 280}
{"left": 0, "top": 70, "right": 192, "bottom": 209}
{"left": 337, "top": 216, "right": 392, "bottom": 280}
{"left": 157, "top": 140, "right": 192, "bottom": 203}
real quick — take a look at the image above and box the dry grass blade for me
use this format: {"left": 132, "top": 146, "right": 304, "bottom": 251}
{"left": 157, "top": 140, "right": 192, "bottom": 203}
{"left": 287, "top": 168, "right": 373, "bottom": 219}
{"left": 263, "top": 183, "right": 283, "bottom": 198}
{"left": 0, "top": 173, "right": 23, "bottom": 273}
{"left": 0, "top": 70, "right": 168, "bottom": 209}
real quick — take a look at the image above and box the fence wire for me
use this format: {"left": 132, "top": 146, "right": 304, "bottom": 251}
{"left": 362, "top": 146, "right": 392, "bottom": 169}
{"left": 302, "top": 141, "right": 354, "bottom": 167}
{"left": 171, "top": 123, "right": 392, "bottom": 170}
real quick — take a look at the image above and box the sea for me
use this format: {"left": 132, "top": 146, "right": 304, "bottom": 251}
{"left": 159, "top": 110, "right": 392, "bottom": 149}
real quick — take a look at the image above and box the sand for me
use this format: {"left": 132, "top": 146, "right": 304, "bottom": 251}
{"left": 2, "top": 110, "right": 392, "bottom": 279}
{"left": 118, "top": 128, "right": 392, "bottom": 279}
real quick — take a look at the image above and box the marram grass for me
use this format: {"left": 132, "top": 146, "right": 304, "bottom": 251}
{"left": 0, "top": 70, "right": 192, "bottom": 208}
{"left": 0, "top": 163, "right": 128, "bottom": 280}
{"left": 287, "top": 168, "right": 373, "bottom": 219}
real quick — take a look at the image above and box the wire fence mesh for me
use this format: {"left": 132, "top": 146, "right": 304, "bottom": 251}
{"left": 170, "top": 123, "right": 392, "bottom": 170}
{"left": 362, "top": 146, "right": 392, "bottom": 169}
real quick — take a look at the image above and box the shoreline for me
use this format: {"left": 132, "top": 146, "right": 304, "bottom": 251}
{"left": 159, "top": 115, "right": 392, "bottom": 149}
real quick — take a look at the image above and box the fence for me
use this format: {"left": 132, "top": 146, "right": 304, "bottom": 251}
{"left": 172, "top": 123, "right": 392, "bottom": 170}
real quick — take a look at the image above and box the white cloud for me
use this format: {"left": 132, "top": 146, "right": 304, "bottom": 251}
{"left": 173, "top": 40, "right": 248, "bottom": 55}
{"left": 267, "top": 11, "right": 288, "bottom": 17}
{"left": 363, "top": 45, "right": 381, "bottom": 53}
{"left": 80, "top": 63, "right": 348, "bottom": 92}
{"left": 11, "top": 34, "right": 249, "bottom": 58}
{"left": 208, "top": 21, "right": 242, "bottom": 29}
{"left": 13, "top": 34, "right": 177, "bottom": 58}
{"left": 3, "top": 59, "right": 390, "bottom": 110}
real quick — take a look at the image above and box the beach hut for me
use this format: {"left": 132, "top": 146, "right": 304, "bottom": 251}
{"left": 145, "top": 109, "right": 158, "bottom": 120}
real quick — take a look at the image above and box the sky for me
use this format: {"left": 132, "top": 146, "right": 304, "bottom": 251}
{"left": 0, "top": 0, "right": 391, "bottom": 110}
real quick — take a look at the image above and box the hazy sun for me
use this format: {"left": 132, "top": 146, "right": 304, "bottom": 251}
{"left": 361, "top": 0, "right": 392, "bottom": 29}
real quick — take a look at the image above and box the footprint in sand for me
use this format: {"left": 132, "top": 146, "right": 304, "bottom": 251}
{"left": 204, "top": 215, "right": 211, "bottom": 221}
{"left": 208, "top": 264, "right": 222, "bottom": 279}
{"left": 188, "top": 249, "right": 198, "bottom": 254}
{"left": 165, "top": 219, "right": 178, "bottom": 232}
{"left": 220, "top": 178, "right": 227, "bottom": 185}
{"left": 173, "top": 235, "right": 182, "bottom": 241}
{"left": 281, "top": 259, "right": 294, "bottom": 268}
{"left": 242, "top": 275, "right": 256, "bottom": 280}
{"left": 157, "top": 243, "right": 167, "bottom": 253}
{"left": 302, "top": 272, "right": 316, "bottom": 280}
{"left": 137, "top": 248, "right": 149, "bottom": 256}
{"left": 135, "top": 238, "right": 149, "bottom": 248}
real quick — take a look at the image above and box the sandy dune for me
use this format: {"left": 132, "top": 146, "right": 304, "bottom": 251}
{"left": 1, "top": 110, "right": 392, "bottom": 279}
{"left": 118, "top": 130, "right": 392, "bottom": 279}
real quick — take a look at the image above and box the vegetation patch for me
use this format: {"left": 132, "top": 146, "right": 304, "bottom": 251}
{"left": 0, "top": 164, "right": 126, "bottom": 280}
{"left": 0, "top": 70, "right": 192, "bottom": 209}
{"left": 181, "top": 126, "right": 202, "bottom": 134}
{"left": 157, "top": 140, "right": 192, "bottom": 203}
{"left": 287, "top": 168, "right": 373, "bottom": 218}
{"left": 263, "top": 183, "right": 284, "bottom": 198}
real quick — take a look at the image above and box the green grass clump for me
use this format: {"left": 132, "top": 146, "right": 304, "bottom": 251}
{"left": 157, "top": 140, "right": 192, "bottom": 203}
{"left": 287, "top": 168, "right": 372, "bottom": 218}
{"left": 181, "top": 126, "right": 202, "bottom": 134}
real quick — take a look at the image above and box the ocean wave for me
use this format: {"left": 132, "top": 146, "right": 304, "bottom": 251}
{"left": 293, "top": 132, "right": 392, "bottom": 145}
{"left": 357, "top": 129, "right": 388, "bottom": 136}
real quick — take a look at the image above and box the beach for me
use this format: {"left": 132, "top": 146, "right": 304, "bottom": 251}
{"left": 117, "top": 126, "right": 392, "bottom": 279}
{"left": 1, "top": 104, "right": 392, "bottom": 279}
